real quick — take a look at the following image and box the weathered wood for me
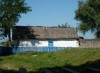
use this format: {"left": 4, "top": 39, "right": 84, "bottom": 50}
{"left": 62, "top": 68, "right": 79, "bottom": 73}
{"left": 19, "top": 68, "right": 27, "bottom": 73}
{"left": 86, "top": 67, "right": 100, "bottom": 73}
{"left": 42, "top": 68, "right": 53, "bottom": 73}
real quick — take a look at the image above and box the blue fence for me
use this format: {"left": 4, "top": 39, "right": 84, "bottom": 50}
{"left": 0, "top": 46, "right": 65, "bottom": 55}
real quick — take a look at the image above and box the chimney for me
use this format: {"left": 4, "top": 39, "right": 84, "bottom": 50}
{"left": 43, "top": 26, "right": 47, "bottom": 29}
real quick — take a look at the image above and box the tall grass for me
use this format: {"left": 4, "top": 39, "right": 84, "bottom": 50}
{"left": 0, "top": 48, "right": 100, "bottom": 72}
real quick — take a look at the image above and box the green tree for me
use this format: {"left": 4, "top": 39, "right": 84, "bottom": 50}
{"left": 0, "top": 0, "right": 31, "bottom": 42}
{"left": 58, "top": 22, "right": 70, "bottom": 28}
{"left": 75, "top": 0, "right": 100, "bottom": 38}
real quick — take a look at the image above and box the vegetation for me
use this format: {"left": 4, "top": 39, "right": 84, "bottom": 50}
{"left": 75, "top": 0, "right": 100, "bottom": 38}
{"left": 0, "top": 42, "right": 7, "bottom": 46}
{"left": 58, "top": 23, "right": 70, "bottom": 28}
{"left": 0, "top": 0, "right": 31, "bottom": 42}
{"left": 0, "top": 48, "right": 100, "bottom": 73}
{"left": 0, "top": 41, "right": 14, "bottom": 46}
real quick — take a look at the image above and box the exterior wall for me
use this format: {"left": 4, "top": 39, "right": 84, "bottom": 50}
{"left": 14, "top": 39, "right": 79, "bottom": 47}
{"left": 53, "top": 40, "right": 79, "bottom": 47}
{"left": 0, "top": 47, "right": 65, "bottom": 54}
{"left": 79, "top": 39, "right": 100, "bottom": 48}
{"left": 15, "top": 40, "right": 48, "bottom": 47}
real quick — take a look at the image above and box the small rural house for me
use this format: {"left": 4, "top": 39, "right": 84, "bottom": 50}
{"left": 13, "top": 26, "right": 79, "bottom": 47}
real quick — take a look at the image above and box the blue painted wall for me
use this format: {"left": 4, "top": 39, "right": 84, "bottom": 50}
{"left": 0, "top": 46, "right": 65, "bottom": 55}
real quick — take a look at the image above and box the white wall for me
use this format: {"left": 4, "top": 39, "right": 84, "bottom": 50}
{"left": 15, "top": 40, "right": 48, "bottom": 47}
{"left": 15, "top": 39, "right": 79, "bottom": 47}
{"left": 53, "top": 40, "right": 79, "bottom": 47}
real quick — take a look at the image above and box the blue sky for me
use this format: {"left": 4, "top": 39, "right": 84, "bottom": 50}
{"left": 17, "top": 0, "right": 95, "bottom": 39}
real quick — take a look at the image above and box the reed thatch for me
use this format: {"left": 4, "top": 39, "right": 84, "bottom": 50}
{"left": 13, "top": 26, "right": 78, "bottom": 40}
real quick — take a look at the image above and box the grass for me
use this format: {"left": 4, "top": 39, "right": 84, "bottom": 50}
{"left": 0, "top": 48, "right": 100, "bottom": 73}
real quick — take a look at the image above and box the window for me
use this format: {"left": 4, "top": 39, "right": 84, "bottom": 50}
{"left": 48, "top": 41, "right": 53, "bottom": 46}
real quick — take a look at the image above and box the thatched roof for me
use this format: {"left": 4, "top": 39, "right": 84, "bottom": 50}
{"left": 13, "top": 26, "right": 78, "bottom": 40}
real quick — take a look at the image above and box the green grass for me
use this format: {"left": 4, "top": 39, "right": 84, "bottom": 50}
{"left": 0, "top": 48, "right": 100, "bottom": 73}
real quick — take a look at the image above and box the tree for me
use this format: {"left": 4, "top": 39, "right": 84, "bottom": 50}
{"left": 75, "top": 0, "right": 100, "bottom": 38}
{"left": 58, "top": 22, "right": 70, "bottom": 28}
{"left": 0, "top": 0, "right": 31, "bottom": 42}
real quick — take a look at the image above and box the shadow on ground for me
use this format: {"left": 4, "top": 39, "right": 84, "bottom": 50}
{"left": 0, "top": 59, "right": 100, "bottom": 73}
{"left": 38, "top": 59, "right": 100, "bottom": 73}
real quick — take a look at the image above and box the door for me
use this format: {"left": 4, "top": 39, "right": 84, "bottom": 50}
{"left": 48, "top": 41, "right": 53, "bottom": 47}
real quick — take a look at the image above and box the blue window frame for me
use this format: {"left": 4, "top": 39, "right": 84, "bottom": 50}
{"left": 48, "top": 41, "right": 53, "bottom": 47}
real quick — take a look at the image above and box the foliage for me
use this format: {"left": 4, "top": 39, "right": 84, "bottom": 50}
{"left": 0, "top": 48, "right": 100, "bottom": 72}
{"left": 58, "top": 22, "right": 70, "bottom": 28}
{"left": 0, "top": 40, "right": 14, "bottom": 46}
{"left": 0, "top": 0, "right": 31, "bottom": 38}
{"left": 75, "top": 0, "right": 100, "bottom": 38}
{"left": 0, "top": 42, "right": 6, "bottom": 46}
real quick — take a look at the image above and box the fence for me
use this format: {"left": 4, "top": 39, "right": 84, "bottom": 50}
{"left": 79, "top": 39, "right": 100, "bottom": 48}
{"left": 0, "top": 47, "right": 13, "bottom": 55}
{"left": 0, "top": 46, "right": 65, "bottom": 55}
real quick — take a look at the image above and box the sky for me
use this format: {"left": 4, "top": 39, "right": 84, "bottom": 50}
{"left": 17, "top": 0, "right": 95, "bottom": 39}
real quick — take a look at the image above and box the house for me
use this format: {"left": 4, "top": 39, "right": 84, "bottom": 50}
{"left": 13, "top": 26, "right": 79, "bottom": 47}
